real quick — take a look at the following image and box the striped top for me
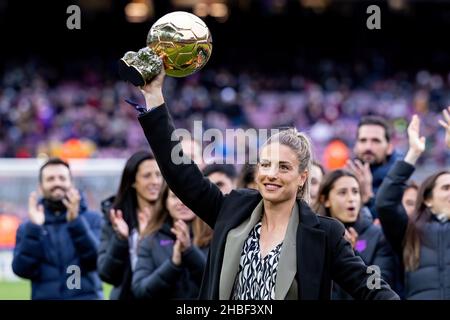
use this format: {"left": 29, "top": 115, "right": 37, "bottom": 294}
{"left": 232, "top": 222, "right": 283, "bottom": 300}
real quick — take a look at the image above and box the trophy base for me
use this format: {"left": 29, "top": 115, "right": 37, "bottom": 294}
{"left": 118, "top": 59, "right": 146, "bottom": 87}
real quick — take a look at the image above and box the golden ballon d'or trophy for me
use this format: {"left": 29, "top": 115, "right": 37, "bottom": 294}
{"left": 119, "top": 11, "right": 213, "bottom": 86}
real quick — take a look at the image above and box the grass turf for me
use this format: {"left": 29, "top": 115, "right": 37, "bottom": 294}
{"left": 0, "top": 280, "right": 112, "bottom": 300}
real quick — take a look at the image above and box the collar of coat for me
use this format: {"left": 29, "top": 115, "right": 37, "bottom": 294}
{"left": 219, "top": 199, "right": 301, "bottom": 300}
{"left": 212, "top": 190, "right": 324, "bottom": 300}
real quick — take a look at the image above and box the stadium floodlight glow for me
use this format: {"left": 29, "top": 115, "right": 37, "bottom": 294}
{"left": 171, "top": 0, "right": 198, "bottom": 7}
{"left": 125, "top": 0, "right": 154, "bottom": 23}
{"left": 193, "top": 2, "right": 209, "bottom": 17}
{"left": 193, "top": 1, "right": 229, "bottom": 22}
{"left": 300, "top": 0, "right": 330, "bottom": 11}
{"left": 388, "top": 0, "right": 407, "bottom": 11}
{"left": 210, "top": 3, "right": 228, "bottom": 18}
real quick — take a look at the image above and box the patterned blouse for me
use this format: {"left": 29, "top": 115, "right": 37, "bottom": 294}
{"left": 232, "top": 222, "right": 283, "bottom": 300}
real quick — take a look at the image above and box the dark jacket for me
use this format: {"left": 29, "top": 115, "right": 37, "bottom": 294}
{"left": 138, "top": 104, "right": 399, "bottom": 300}
{"left": 365, "top": 151, "right": 399, "bottom": 219}
{"left": 97, "top": 196, "right": 134, "bottom": 300}
{"left": 132, "top": 221, "right": 207, "bottom": 299}
{"left": 12, "top": 196, "right": 103, "bottom": 300}
{"left": 376, "top": 160, "right": 450, "bottom": 299}
{"left": 332, "top": 208, "right": 397, "bottom": 299}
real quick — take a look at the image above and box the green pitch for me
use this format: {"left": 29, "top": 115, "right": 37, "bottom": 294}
{"left": 0, "top": 280, "right": 30, "bottom": 299}
{"left": 0, "top": 280, "right": 112, "bottom": 300}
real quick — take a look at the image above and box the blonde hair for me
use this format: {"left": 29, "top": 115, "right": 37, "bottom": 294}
{"left": 262, "top": 128, "right": 312, "bottom": 204}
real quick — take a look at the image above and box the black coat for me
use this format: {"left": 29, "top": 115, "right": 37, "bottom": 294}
{"left": 138, "top": 104, "right": 399, "bottom": 300}
{"left": 12, "top": 196, "right": 103, "bottom": 300}
{"left": 132, "top": 222, "right": 207, "bottom": 299}
{"left": 332, "top": 209, "right": 397, "bottom": 299}
{"left": 365, "top": 151, "right": 399, "bottom": 219}
{"left": 97, "top": 196, "right": 135, "bottom": 300}
{"left": 376, "top": 160, "right": 450, "bottom": 299}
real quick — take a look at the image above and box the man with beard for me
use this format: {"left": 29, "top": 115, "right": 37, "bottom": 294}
{"left": 351, "top": 116, "right": 399, "bottom": 220}
{"left": 12, "top": 158, "right": 103, "bottom": 299}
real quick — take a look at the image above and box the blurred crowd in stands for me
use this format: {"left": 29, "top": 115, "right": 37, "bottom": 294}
{"left": 1, "top": 59, "right": 450, "bottom": 168}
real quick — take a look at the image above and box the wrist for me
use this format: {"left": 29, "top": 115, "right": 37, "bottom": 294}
{"left": 31, "top": 220, "right": 44, "bottom": 226}
{"left": 180, "top": 244, "right": 192, "bottom": 253}
{"left": 117, "top": 234, "right": 127, "bottom": 241}
{"left": 363, "top": 195, "right": 374, "bottom": 204}
{"left": 115, "top": 231, "right": 128, "bottom": 241}
{"left": 362, "top": 186, "right": 374, "bottom": 202}
{"left": 144, "top": 91, "right": 164, "bottom": 110}
{"left": 67, "top": 212, "right": 78, "bottom": 222}
{"left": 405, "top": 149, "right": 421, "bottom": 165}
{"left": 172, "top": 256, "right": 181, "bottom": 266}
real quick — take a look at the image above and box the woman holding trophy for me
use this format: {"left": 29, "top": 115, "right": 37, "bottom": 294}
{"left": 122, "top": 11, "right": 399, "bottom": 300}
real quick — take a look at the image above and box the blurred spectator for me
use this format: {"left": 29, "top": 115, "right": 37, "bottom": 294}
{"left": 310, "top": 161, "right": 325, "bottom": 205}
{"left": 352, "top": 116, "right": 400, "bottom": 219}
{"left": 11, "top": 157, "right": 103, "bottom": 299}
{"left": 132, "top": 185, "right": 209, "bottom": 299}
{"left": 1, "top": 60, "right": 450, "bottom": 172}
{"left": 237, "top": 163, "right": 257, "bottom": 189}
{"left": 97, "top": 151, "right": 164, "bottom": 300}
{"left": 376, "top": 112, "right": 450, "bottom": 299}
{"left": 314, "top": 169, "right": 396, "bottom": 299}
{"left": 202, "top": 163, "right": 237, "bottom": 195}
{"left": 402, "top": 181, "right": 419, "bottom": 217}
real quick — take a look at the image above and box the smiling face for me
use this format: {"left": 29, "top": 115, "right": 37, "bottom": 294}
{"left": 40, "top": 164, "right": 72, "bottom": 201}
{"left": 134, "top": 159, "right": 163, "bottom": 203}
{"left": 325, "top": 176, "right": 362, "bottom": 223}
{"left": 256, "top": 142, "right": 308, "bottom": 204}
{"left": 166, "top": 189, "right": 196, "bottom": 222}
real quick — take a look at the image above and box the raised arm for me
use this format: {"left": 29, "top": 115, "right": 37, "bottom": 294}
{"left": 137, "top": 70, "right": 224, "bottom": 228}
{"left": 376, "top": 115, "right": 424, "bottom": 255}
{"left": 438, "top": 106, "right": 450, "bottom": 149}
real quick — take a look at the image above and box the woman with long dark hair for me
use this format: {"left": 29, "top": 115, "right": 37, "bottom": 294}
{"left": 97, "top": 150, "right": 164, "bottom": 299}
{"left": 376, "top": 111, "right": 450, "bottom": 299}
{"left": 132, "top": 69, "right": 398, "bottom": 300}
{"left": 132, "top": 184, "right": 212, "bottom": 299}
{"left": 314, "top": 170, "right": 396, "bottom": 299}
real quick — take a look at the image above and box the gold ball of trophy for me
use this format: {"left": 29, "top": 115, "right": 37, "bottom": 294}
{"left": 119, "top": 11, "right": 213, "bottom": 86}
